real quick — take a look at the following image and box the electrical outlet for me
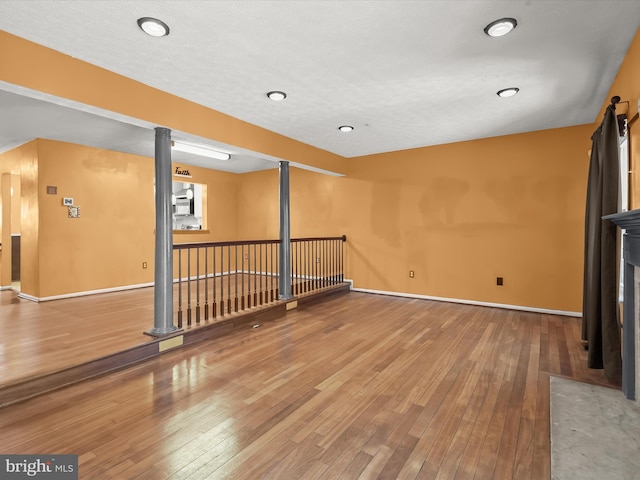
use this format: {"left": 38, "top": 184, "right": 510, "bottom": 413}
{"left": 316, "top": 257, "right": 320, "bottom": 263}
{"left": 245, "top": 254, "right": 249, "bottom": 260}
{"left": 409, "top": 270, "right": 415, "bottom": 278}
{"left": 496, "top": 277, "right": 503, "bottom": 286}
{"left": 142, "top": 262, "right": 148, "bottom": 269}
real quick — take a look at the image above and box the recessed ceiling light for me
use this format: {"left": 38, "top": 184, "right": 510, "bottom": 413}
{"left": 137, "top": 17, "right": 170, "bottom": 37}
{"left": 267, "top": 91, "right": 287, "bottom": 101}
{"left": 497, "top": 87, "right": 519, "bottom": 98}
{"left": 484, "top": 18, "right": 517, "bottom": 37}
{"left": 338, "top": 125, "right": 354, "bottom": 132}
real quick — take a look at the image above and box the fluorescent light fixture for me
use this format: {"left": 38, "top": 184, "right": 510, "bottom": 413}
{"left": 338, "top": 125, "right": 354, "bottom": 132}
{"left": 484, "top": 18, "right": 517, "bottom": 37}
{"left": 497, "top": 87, "right": 519, "bottom": 98}
{"left": 137, "top": 17, "right": 170, "bottom": 37}
{"left": 267, "top": 91, "right": 287, "bottom": 101}
{"left": 172, "top": 141, "right": 230, "bottom": 160}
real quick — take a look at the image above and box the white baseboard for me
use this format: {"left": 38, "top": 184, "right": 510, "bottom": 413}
{"left": 13, "top": 271, "right": 290, "bottom": 302}
{"left": 20, "top": 282, "right": 155, "bottom": 302}
{"left": 345, "top": 281, "right": 580, "bottom": 318}
{"left": 13, "top": 276, "right": 577, "bottom": 318}
{"left": 16, "top": 292, "right": 40, "bottom": 302}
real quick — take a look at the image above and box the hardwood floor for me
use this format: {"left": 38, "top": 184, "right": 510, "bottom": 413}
{"left": 0, "top": 287, "right": 156, "bottom": 384}
{"left": 0, "top": 274, "right": 312, "bottom": 386}
{"left": 0, "top": 292, "right": 617, "bottom": 479}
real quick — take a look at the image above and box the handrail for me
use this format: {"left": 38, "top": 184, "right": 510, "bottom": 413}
{"left": 174, "top": 235, "right": 347, "bottom": 249}
{"left": 171, "top": 235, "right": 347, "bottom": 329}
{"left": 174, "top": 239, "right": 280, "bottom": 249}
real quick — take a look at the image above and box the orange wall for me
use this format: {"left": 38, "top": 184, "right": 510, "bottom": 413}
{"left": 10, "top": 174, "right": 21, "bottom": 234}
{"left": 17, "top": 142, "right": 40, "bottom": 297}
{"left": 0, "top": 131, "right": 594, "bottom": 310}
{"left": 4, "top": 28, "right": 639, "bottom": 309}
{"left": 236, "top": 169, "right": 279, "bottom": 240}
{"left": 236, "top": 125, "right": 591, "bottom": 313}
{"left": 0, "top": 173, "right": 12, "bottom": 287}
{"left": 594, "top": 28, "right": 640, "bottom": 208}
{"left": 171, "top": 163, "right": 239, "bottom": 244}
{"left": 0, "top": 126, "right": 597, "bottom": 310}
{"left": 218, "top": 31, "right": 640, "bottom": 315}
{"left": 0, "top": 31, "right": 346, "bottom": 176}
{"left": 36, "top": 139, "right": 156, "bottom": 296}
{"left": 0, "top": 142, "right": 37, "bottom": 290}
{"left": 236, "top": 167, "right": 348, "bottom": 242}
{"left": 344, "top": 126, "right": 592, "bottom": 312}
{"left": 4, "top": 140, "right": 239, "bottom": 298}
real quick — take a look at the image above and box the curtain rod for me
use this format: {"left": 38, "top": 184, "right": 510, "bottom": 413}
{"left": 611, "top": 95, "right": 630, "bottom": 110}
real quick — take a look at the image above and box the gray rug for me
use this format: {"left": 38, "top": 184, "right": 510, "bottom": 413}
{"left": 550, "top": 376, "right": 640, "bottom": 480}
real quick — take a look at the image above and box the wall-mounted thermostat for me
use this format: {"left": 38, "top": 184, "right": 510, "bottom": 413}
{"left": 63, "top": 197, "right": 73, "bottom": 206}
{"left": 68, "top": 206, "right": 80, "bottom": 218}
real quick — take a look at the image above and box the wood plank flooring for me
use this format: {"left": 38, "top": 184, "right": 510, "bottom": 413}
{"left": 0, "top": 292, "right": 618, "bottom": 479}
{"left": 0, "top": 287, "right": 157, "bottom": 385}
{"left": 0, "top": 274, "right": 314, "bottom": 386}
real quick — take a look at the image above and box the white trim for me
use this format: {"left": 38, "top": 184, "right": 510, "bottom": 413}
{"left": 347, "top": 284, "right": 581, "bottom": 317}
{"left": 21, "top": 282, "right": 154, "bottom": 302}
{"left": 16, "top": 271, "right": 286, "bottom": 301}
{"left": 9, "top": 271, "right": 317, "bottom": 302}
{"left": 0, "top": 286, "right": 13, "bottom": 291}
{"left": 17, "top": 292, "right": 39, "bottom": 302}
{"left": 9, "top": 276, "right": 576, "bottom": 317}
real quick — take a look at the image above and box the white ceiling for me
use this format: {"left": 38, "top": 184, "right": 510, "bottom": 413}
{"left": 0, "top": 0, "right": 639, "bottom": 173}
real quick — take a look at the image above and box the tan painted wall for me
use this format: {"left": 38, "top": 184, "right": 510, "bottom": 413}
{"left": 3, "top": 28, "right": 640, "bottom": 310}
{"left": 0, "top": 173, "right": 12, "bottom": 288}
{"left": 236, "top": 126, "right": 591, "bottom": 312}
{"left": 236, "top": 167, "right": 347, "bottom": 240}
{"left": 170, "top": 163, "right": 239, "bottom": 280}
{"left": 0, "top": 31, "right": 346, "bottom": 176}
{"left": 0, "top": 140, "right": 239, "bottom": 298}
{"left": 344, "top": 125, "right": 592, "bottom": 312}
{"left": 171, "top": 163, "right": 239, "bottom": 244}
{"left": 236, "top": 169, "right": 280, "bottom": 241}
{"left": 593, "top": 28, "right": 640, "bottom": 208}
{"left": 36, "top": 139, "right": 156, "bottom": 296}
{"left": 0, "top": 142, "right": 37, "bottom": 287}
{"left": 0, "top": 124, "right": 605, "bottom": 311}
{"left": 18, "top": 142, "right": 40, "bottom": 297}
{"left": 10, "top": 174, "right": 21, "bottom": 234}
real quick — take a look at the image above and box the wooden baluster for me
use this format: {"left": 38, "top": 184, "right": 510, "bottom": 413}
{"left": 275, "top": 241, "right": 280, "bottom": 300}
{"left": 253, "top": 243, "right": 258, "bottom": 307}
{"left": 204, "top": 247, "right": 209, "bottom": 321}
{"left": 234, "top": 244, "right": 239, "bottom": 313}
{"left": 187, "top": 248, "right": 192, "bottom": 327}
{"left": 241, "top": 245, "right": 245, "bottom": 310}
{"left": 213, "top": 246, "right": 217, "bottom": 318}
{"left": 227, "top": 245, "right": 232, "bottom": 315}
{"left": 259, "top": 243, "right": 264, "bottom": 305}
{"left": 196, "top": 247, "right": 201, "bottom": 324}
{"left": 177, "top": 249, "right": 183, "bottom": 329}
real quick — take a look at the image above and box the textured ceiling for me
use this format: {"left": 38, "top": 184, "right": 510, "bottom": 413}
{"left": 0, "top": 0, "right": 639, "bottom": 171}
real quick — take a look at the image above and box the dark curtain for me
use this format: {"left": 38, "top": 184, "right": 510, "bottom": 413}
{"left": 582, "top": 103, "right": 621, "bottom": 381}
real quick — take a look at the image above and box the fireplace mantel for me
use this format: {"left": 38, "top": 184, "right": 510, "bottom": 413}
{"left": 604, "top": 209, "right": 640, "bottom": 400}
